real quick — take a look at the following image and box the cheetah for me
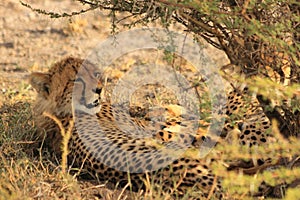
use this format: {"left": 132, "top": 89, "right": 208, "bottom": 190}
{"left": 29, "top": 57, "right": 224, "bottom": 199}
{"left": 29, "top": 56, "right": 276, "bottom": 198}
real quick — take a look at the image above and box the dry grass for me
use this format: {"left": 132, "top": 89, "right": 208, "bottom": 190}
{"left": 1, "top": 89, "right": 300, "bottom": 199}
{"left": 0, "top": 99, "right": 134, "bottom": 199}
{"left": 0, "top": 58, "right": 300, "bottom": 199}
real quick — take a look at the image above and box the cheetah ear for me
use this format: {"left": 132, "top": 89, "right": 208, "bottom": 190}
{"left": 29, "top": 72, "right": 51, "bottom": 98}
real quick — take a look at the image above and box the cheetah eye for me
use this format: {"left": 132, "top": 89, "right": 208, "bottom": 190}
{"left": 74, "top": 77, "right": 83, "bottom": 82}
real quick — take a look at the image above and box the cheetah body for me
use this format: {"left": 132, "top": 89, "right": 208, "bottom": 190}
{"left": 29, "top": 57, "right": 272, "bottom": 198}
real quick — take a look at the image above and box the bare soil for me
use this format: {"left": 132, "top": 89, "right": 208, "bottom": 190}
{"left": 1, "top": 0, "right": 115, "bottom": 104}
{"left": 0, "top": 0, "right": 228, "bottom": 103}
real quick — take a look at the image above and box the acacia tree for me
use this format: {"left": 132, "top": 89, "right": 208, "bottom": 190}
{"left": 22, "top": 0, "right": 299, "bottom": 137}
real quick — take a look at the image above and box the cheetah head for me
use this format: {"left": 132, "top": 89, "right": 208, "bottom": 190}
{"left": 29, "top": 57, "right": 103, "bottom": 119}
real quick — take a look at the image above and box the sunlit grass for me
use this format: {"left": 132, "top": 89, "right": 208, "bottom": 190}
{"left": 0, "top": 72, "right": 299, "bottom": 199}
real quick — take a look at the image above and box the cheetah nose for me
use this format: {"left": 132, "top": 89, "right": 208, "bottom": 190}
{"left": 85, "top": 99, "right": 99, "bottom": 109}
{"left": 93, "top": 99, "right": 99, "bottom": 107}
{"left": 93, "top": 87, "right": 102, "bottom": 94}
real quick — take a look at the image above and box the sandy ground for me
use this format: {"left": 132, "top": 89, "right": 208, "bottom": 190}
{"left": 1, "top": 0, "right": 112, "bottom": 67}
{"left": 0, "top": 0, "right": 229, "bottom": 105}
{"left": 1, "top": 0, "right": 114, "bottom": 104}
